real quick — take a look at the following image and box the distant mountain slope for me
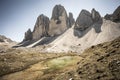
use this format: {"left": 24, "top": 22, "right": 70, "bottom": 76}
{"left": 15, "top": 5, "right": 120, "bottom": 54}
{"left": 45, "top": 19, "right": 120, "bottom": 53}
{"left": 0, "top": 35, "right": 13, "bottom": 43}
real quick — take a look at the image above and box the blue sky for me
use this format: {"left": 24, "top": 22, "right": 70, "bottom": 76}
{"left": 0, "top": 0, "right": 120, "bottom": 42}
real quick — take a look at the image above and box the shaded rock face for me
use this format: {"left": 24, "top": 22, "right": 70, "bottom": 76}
{"left": 23, "top": 29, "right": 32, "bottom": 41}
{"left": 91, "top": 8, "right": 102, "bottom": 22}
{"left": 48, "top": 5, "right": 68, "bottom": 36}
{"left": 74, "top": 9, "right": 102, "bottom": 37}
{"left": 75, "top": 10, "right": 93, "bottom": 31}
{"left": 32, "top": 14, "right": 49, "bottom": 40}
{"left": 68, "top": 12, "right": 75, "bottom": 27}
{"left": 104, "top": 6, "right": 120, "bottom": 22}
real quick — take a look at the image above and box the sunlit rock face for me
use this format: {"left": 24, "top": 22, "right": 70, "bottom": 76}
{"left": 48, "top": 5, "right": 68, "bottom": 36}
{"left": 32, "top": 14, "right": 49, "bottom": 40}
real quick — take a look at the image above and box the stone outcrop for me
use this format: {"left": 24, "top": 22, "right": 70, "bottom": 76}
{"left": 68, "top": 12, "right": 75, "bottom": 27}
{"left": 75, "top": 9, "right": 102, "bottom": 31}
{"left": 32, "top": 14, "right": 49, "bottom": 40}
{"left": 104, "top": 6, "right": 120, "bottom": 22}
{"left": 74, "top": 9, "right": 102, "bottom": 37}
{"left": 91, "top": 8, "right": 102, "bottom": 22}
{"left": 75, "top": 9, "right": 93, "bottom": 31}
{"left": 23, "top": 29, "right": 32, "bottom": 41}
{"left": 48, "top": 5, "right": 68, "bottom": 36}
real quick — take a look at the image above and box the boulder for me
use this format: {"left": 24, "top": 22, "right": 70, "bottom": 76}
{"left": 48, "top": 5, "right": 68, "bottom": 36}
{"left": 32, "top": 14, "right": 49, "bottom": 40}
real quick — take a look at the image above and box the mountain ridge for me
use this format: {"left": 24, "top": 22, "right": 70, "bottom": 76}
{"left": 14, "top": 5, "right": 120, "bottom": 54}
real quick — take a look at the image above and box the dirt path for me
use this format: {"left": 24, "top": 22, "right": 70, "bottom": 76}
{"left": 1, "top": 56, "right": 82, "bottom": 80}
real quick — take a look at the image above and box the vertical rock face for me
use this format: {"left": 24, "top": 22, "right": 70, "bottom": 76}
{"left": 23, "top": 29, "right": 32, "bottom": 41}
{"left": 104, "top": 6, "right": 120, "bottom": 22}
{"left": 48, "top": 5, "right": 68, "bottom": 36}
{"left": 74, "top": 9, "right": 102, "bottom": 37}
{"left": 75, "top": 9, "right": 102, "bottom": 31}
{"left": 68, "top": 12, "right": 75, "bottom": 27}
{"left": 75, "top": 10, "right": 93, "bottom": 31}
{"left": 32, "top": 14, "right": 49, "bottom": 40}
{"left": 91, "top": 8, "right": 102, "bottom": 22}
{"left": 112, "top": 6, "right": 120, "bottom": 22}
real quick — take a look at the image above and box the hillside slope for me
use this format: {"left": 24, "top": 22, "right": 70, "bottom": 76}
{"left": 54, "top": 37, "right": 120, "bottom": 80}
{"left": 45, "top": 19, "right": 120, "bottom": 53}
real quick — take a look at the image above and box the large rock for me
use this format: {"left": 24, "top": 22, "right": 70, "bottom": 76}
{"left": 23, "top": 28, "right": 32, "bottom": 41}
{"left": 112, "top": 6, "right": 120, "bottom": 22}
{"left": 68, "top": 12, "right": 75, "bottom": 27}
{"left": 75, "top": 9, "right": 93, "bottom": 31}
{"left": 74, "top": 9, "right": 102, "bottom": 37}
{"left": 91, "top": 8, "right": 102, "bottom": 22}
{"left": 104, "top": 6, "right": 120, "bottom": 22}
{"left": 32, "top": 14, "right": 49, "bottom": 40}
{"left": 48, "top": 5, "right": 68, "bottom": 36}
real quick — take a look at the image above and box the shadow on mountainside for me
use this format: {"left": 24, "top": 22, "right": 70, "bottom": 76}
{"left": 74, "top": 19, "right": 103, "bottom": 38}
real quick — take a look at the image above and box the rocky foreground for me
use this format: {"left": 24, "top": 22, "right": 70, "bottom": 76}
{"left": 0, "top": 4, "right": 120, "bottom": 80}
{"left": 0, "top": 37, "right": 119, "bottom": 80}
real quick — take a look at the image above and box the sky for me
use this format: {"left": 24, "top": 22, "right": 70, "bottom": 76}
{"left": 0, "top": 0, "right": 120, "bottom": 42}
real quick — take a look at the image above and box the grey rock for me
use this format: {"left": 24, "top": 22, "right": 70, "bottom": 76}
{"left": 91, "top": 8, "right": 102, "bottom": 22}
{"left": 32, "top": 14, "right": 49, "bottom": 40}
{"left": 104, "top": 14, "right": 112, "bottom": 20}
{"left": 74, "top": 9, "right": 102, "bottom": 37}
{"left": 75, "top": 9, "right": 102, "bottom": 31}
{"left": 68, "top": 12, "right": 75, "bottom": 27}
{"left": 111, "top": 6, "right": 120, "bottom": 22}
{"left": 48, "top": 5, "right": 68, "bottom": 36}
{"left": 75, "top": 9, "right": 93, "bottom": 31}
{"left": 104, "top": 6, "right": 120, "bottom": 22}
{"left": 23, "top": 28, "right": 32, "bottom": 41}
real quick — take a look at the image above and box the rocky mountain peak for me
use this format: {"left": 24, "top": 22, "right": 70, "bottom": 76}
{"left": 75, "top": 9, "right": 93, "bottom": 31}
{"left": 74, "top": 9, "right": 102, "bottom": 37}
{"left": 51, "top": 4, "right": 67, "bottom": 20}
{"left": 91, "top": 8, "right": 101, "bottom": 22}
{"left": 104, "top": 6, "right": 120, "bottom": 22}
{"left": 32, "top": 14, "right": 49, "bottom": 40}
{"left": 111, "top": 6, "right": 120, "bottom": 22}
{"left": 75, "top": 8, "right": 102, "bottom": 30}
{"left": 48, "top": 4, "right": 68, "bottom": 36}
{"left": 23, "top": 28, "right": 32, "bottom": 41}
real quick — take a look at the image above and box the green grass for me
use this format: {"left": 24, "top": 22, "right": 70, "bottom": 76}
{"left": 43, "top": 56, "right": 78, "bottom": 74}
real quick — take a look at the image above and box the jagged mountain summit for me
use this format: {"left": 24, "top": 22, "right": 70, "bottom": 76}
{"left": 49, "top": 4, "right": 68, "bottom": 36}
{"left": 104, "top": 6, "right": 120, "bottom": 22}
{"left": 15, "top": 5, "right": 120, "bottom": 53}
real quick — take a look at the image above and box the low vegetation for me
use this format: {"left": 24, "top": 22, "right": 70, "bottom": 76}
{"left": 0, "top": 37, "right": 119, "bottom": 80}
